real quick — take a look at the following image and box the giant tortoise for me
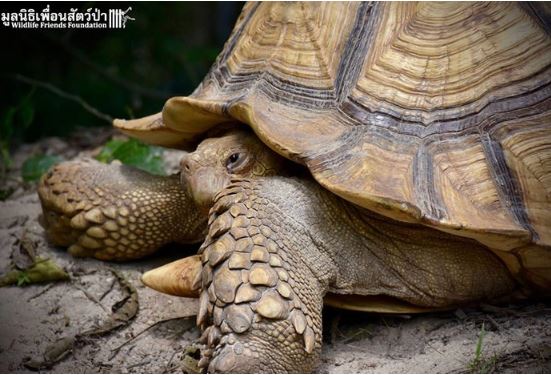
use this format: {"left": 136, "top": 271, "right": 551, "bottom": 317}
{"left": 39, "top": 2, "right": 551, "bottom": 373}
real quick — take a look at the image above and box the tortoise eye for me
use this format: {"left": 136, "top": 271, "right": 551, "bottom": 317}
{"left": 226, "top": 152, "right": 244, "bottom": 171}
{"left": 228, "top": 153, "right": 240, "bottom": 164}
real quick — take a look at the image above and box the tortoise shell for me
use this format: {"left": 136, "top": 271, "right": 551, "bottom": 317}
{"left": 115, "top": 2, "right": 551, "bottom": 288}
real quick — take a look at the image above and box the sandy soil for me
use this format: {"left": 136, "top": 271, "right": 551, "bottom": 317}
{"left": 0, "top": 132, "right": 550, "bottom": 373}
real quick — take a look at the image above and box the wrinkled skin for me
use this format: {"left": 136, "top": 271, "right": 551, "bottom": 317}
{"left": 39, "top": 129, "right": 518, "bottom": 373}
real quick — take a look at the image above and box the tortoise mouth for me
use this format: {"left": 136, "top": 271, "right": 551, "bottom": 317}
{"left": 180, "top": 163, "right": 230, "bottom": 213}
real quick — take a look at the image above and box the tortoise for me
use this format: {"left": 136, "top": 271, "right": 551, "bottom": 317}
{"left": 37, "top": 2, "right": 551, "bottom": 373}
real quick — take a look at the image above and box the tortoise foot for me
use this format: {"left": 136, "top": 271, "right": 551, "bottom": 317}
{"left": 38, "top": 158, "right": 205, "bottom": 261}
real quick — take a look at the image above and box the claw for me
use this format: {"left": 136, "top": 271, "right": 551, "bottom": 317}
{"left": 141, "top": 255, "right": 202, "bottom": 297}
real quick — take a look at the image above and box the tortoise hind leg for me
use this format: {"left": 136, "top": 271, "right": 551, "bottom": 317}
{"left": 38, "top": 158, "right": 206, "bottom": 261}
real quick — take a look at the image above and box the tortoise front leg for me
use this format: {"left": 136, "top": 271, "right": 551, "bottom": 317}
{"left": 38, "top": 158, "right": 206, "bottom": 261}
{"left": 196, "top": 179, "right": 335, "bottom": 373}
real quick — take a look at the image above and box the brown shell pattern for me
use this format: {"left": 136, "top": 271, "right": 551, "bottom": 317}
{"left": 115, "top": 2, "right": 551, "bottom": 255}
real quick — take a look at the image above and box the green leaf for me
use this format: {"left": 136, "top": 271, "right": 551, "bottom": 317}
{"left": 95, "top": 139, "right": 125, "bottom": 163}
{"left": 0, "top": 107, "right": 17, "bottom": 141}
{"left": 1, "top": 258, "right": 69, "bottom": 287}
{"left": 96, "top": 138, "right": 165, "bottom": 175}
{"left": 17, "top": 272, "right": 31, "bottom": 286}
{"left": 21, "top": 154, "right": 64, "bottom": 182}
{"left": 19, "top": 100, "right": 35, "bottom": 129}
{"left": 0, "top": 187, "right": 15, "bottom": 201}
{"left": 474, "top": 323, "right": 486, "bottom": 361}
{"left": 1, "top": 143, "right": 12, "bottom": 171}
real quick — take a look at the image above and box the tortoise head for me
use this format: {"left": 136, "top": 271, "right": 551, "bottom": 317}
{"left": 180, "top": 128, "right": 286, "bottom": 210}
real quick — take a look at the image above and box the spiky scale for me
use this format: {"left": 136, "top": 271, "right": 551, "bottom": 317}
{"left": 224, "top": 304, "right": 254, "bottom": 333}
{"left": 84, "top": 208, "right": 105, "bottom": 224}
{"left": 290, "top": 309, "right": 307, "bottom": 335}
{"left": 304, "top": 326, "right": 315, "bottom": 354}
{"left": 213, "top": 266, "right": 242, "bottom": 303}
{"left": 235, "top": 283, "right": 261, "bottom": 303}
{"left": 255, "top": 290, "right": 289, "bottom": 319}
{"left": 249, "top": 264, "right": 278, "bottom": 286}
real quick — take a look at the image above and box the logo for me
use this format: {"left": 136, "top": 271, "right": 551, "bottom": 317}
{"left": 1, "top": 5, "right": 135, "bottom": 29}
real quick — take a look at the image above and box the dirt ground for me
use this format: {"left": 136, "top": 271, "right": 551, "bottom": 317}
{"left": 1, "top": 131, "right": 550, "bottom": 373}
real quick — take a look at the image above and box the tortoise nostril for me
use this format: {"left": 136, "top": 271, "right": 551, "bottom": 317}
{"left": 181, "top": 158, "right": 191, "bottom": 173}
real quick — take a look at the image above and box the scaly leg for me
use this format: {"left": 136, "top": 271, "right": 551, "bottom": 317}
{"left": 195, "top": 176, "right": 516, "bottom": 372}
{"left": 38, "top": 159, "right": 206, "bottom": 261}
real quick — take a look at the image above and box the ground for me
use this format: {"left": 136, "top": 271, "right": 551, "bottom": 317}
{"left": 1, "top": 130, "right": 550, "bottom": 373}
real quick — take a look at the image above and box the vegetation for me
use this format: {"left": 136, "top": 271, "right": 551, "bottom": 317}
{"left": 96, "top": 138, "right": 165, "bottom": 175}
{"left": 1, "top": 3, "right": 243, "bottom": 189}
{"left": 469, "top": 323, "right": 497, "bottom": 373}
